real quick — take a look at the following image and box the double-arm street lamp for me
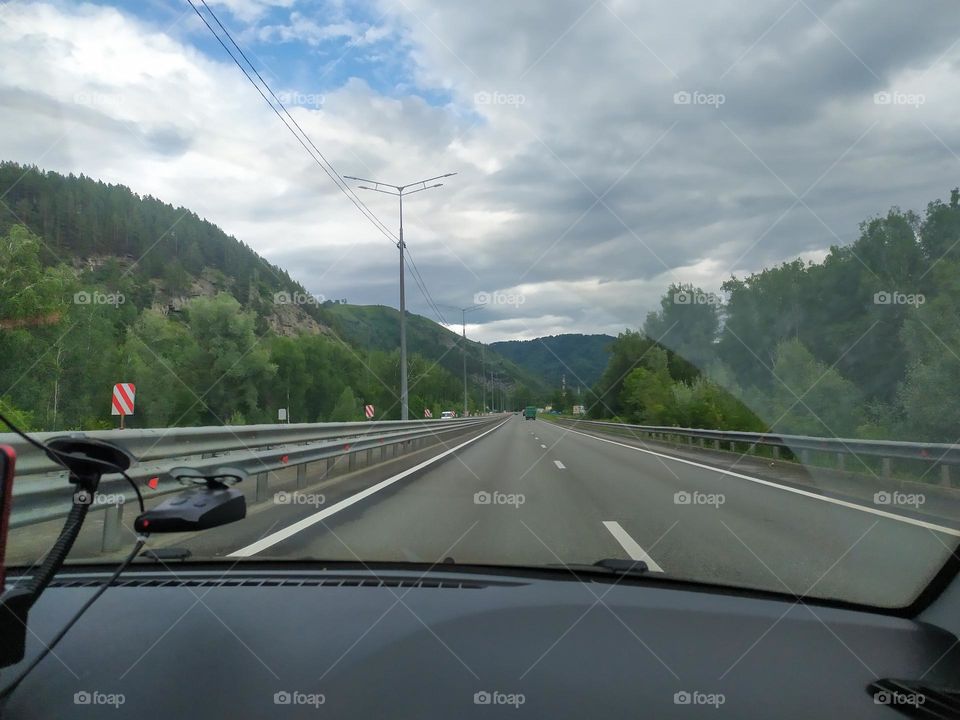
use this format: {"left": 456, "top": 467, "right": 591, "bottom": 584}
{"left": 343, "top": 173, "right": 456, "bottom": 420}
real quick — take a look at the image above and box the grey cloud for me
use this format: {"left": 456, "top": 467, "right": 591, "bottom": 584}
{"left": 5, "top": 0, "right": 960, "bottom": 343}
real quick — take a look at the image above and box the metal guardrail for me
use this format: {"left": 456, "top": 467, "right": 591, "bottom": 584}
{"left": 4, "top": 417, "right": 499, "bottom": 536}
{"left": 552, "top": 418, "right": 959, "bottom": 484}
{"left": 4, "top": 419, "right": 483, "bottom": 476}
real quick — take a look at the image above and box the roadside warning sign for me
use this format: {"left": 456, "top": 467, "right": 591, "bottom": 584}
{"left": 424, "top": 408, "right": 433, "bottom": 418}
{"left": 364, "top": 404, "right": 375, "bottom": 419}
{"left": 111, "top": 383, "right": 136, "bottom": 416}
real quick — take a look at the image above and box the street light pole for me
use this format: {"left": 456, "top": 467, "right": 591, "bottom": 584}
{"left": 398, "top": 190, "right": 407, "bottom": 422}
{"left": 480, "top": 344, "right": 486, "bottom": 411}
{"left": 440, "top": 303, "right": 483, "bottom": 417}
{"left": 344, "top": 172, "right": 456, "bottom": 420}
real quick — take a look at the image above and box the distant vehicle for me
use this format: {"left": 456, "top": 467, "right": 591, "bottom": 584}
{"left": 440, "top": 411, "right": 455, "bottom": 419}
{"left": 523, "top": 405, "right": 537, "bottom": 420}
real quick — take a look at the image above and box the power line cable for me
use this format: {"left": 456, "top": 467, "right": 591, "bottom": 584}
{"left": 189, "top": 0, "right": 452, "bottom": 324}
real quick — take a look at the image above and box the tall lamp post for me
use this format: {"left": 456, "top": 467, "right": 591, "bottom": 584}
{"left": 440, "top": 303, "right": 484, "bottom": 416}
{"left": 344, "top": 172, "right": 456, "bottom": 420}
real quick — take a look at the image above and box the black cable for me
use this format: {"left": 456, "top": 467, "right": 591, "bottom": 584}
{"left": 190, "top": 0, "right": 457, "bottom": 327}
{"left": 186, "top": 0, "right": 399, "bottom": 245}
{"left": 406, "top": 249, "right": 447, "bottom": 324}
{"left": 0, "top": 411, "right": 51, "bottom": 455}
{"left": 405, "top": 252, "right": 448, "bottom": 325}
{"left": 118, "top": 469, "right": 145, "bottom": 515}
{"left": 0, "top": 411, "right": 144, "bottom": 515}
{"left": 197, "top": 0, "right": 400, "bottom": 243}
{"left": 0, "top": 538, "right": 147, "bottom": 701}
{"left": 20, "top": 502, "right": 90, "bottom": 601}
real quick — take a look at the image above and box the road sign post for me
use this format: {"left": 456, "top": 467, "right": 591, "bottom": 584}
{"left": 111, "top": 383, "right": 135, "bottom": 429}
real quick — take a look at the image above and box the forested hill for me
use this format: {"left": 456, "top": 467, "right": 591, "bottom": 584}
{"left": 320, "top": 303, "right": 548, "bottom": 395}
{"left": 0, "top": 163, "right": 547, "bottom": 431}
{"left": 490, "top": 334, "right": 614, "bottom": 388}
{"left": 584, "top": 188, "right": 960, "bottom": 442}
{"left": 0, "top": 162, "right": 310, "bottom": 322}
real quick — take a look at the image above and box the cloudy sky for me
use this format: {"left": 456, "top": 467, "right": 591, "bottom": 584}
{"left": 2, "top": 0, "right": 960, "bottom": 342}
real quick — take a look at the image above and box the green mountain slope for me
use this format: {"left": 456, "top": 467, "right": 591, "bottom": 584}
{"left": 490, "top": 334, "right": 614, "bottom": 389}
{"left": 322, "top": 303, "right": 549, "bottom": 397}
{"left": 0, "top": 162, "right": 550, "bottom": 429}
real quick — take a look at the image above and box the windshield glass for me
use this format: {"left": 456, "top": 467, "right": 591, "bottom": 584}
{"left": 1, "top": 0, "right": 958, "bottom": 610}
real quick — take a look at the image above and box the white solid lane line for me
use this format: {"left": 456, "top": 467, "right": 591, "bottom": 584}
{"left": 603, "top": 521, "right": 664, "bottom": 572}
{"left": 563, "top": 426, "right": 960, "bottom": 538}
{"left": 228, "top": 419, "right": 510, "bottom": 557}
{"left": 554, "top": 460, "right": 566, "bottom": 470}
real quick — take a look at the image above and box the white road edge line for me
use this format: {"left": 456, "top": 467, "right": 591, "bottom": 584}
{"left": 553, "top": 460, "right": 566, "bottom": 470}
{"left": 603, "top": 521, "right": 664, "bottom": 572}
{"left": 565, "top": 426, "right": 960, "bottom": 538}
{"left": 228, "top": 419, "right": 511, "bottom": 557}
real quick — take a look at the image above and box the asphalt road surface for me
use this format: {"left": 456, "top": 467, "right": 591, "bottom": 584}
{"left": 168, "top": 415, "right": 959, "bottom": 608}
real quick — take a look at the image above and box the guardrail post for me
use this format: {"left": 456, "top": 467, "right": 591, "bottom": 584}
{"left": 365, "top": 449, "right": 373, "bottom": 466}
{"left": 256, "top": 472, "right": 268, "bottom": 503}
{"left": 296, "top": 463, "right": 307, "bottom": 489}
{"left": 836, "top": 453, "right": 845, "bottom": 472}
{"left": 729, "top": 441, "right": 735, "bottom": 452}
{"left": 101, "top": 503, "right": 123, "bottom": 553}
{"left": 881, "top": 457, "right": 892, "bottom": 479}
{"left": 941, "top": 464, "right": 951, "bottom": 487}
{"left": 713, "top": 439, "right": 720, "bottom": 450}
{"left": 800, "top": 449, "right": 810, "bottom": 466}
{"left": 772, "top": 446, "right": 780, "bottom": 460}
{"left": 349, "top": 452, "right": 357, "bottom": 472}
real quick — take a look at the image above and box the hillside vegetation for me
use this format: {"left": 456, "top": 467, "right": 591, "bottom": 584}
{"left": 0, "top": 163, "right": 542, "bottom": 429}
{"left": 586, "top": 190, "right": 960, "bottom": 442}
{"left": 490, "top": 334, "right": 614, "bottom": 389}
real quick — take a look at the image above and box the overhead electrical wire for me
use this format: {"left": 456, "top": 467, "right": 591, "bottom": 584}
{"left": 405, "top": 249, "right": 448, "bottom": 326}
{"left": 187, "top": 1, "right": 397, "bottom": 243}
{"left": 188, "top": 0, "right": 452, "bottom": 328}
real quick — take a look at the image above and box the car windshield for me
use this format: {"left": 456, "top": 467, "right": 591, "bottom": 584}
{"left": 1, "top": 0, "right": 958, "bottom": 610}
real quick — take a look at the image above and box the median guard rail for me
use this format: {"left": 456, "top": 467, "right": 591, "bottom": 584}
{"left": 4, "top": 417, "right": 500, "bottom": 550}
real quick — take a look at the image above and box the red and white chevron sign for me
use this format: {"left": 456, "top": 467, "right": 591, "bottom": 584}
{"left": 364, "top": 404, "right": 374, "bottom": 419}
{"left": 111, "top": 383, "right": 136, "bottom": 416}
{"left": 424, "top": 408, "right": 432, "bottom": 418}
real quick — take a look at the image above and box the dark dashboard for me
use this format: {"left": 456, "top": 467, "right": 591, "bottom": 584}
{"left": 2, "top": 564, "right": 958, "bottom": 718}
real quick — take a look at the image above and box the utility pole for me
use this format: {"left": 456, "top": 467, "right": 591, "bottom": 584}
{"left": 480, "top": 344, "right": 486, "bottom": 412}
{"left": 440, "top": 303, "right": 483, "bottom": 417}
{"left": 345, "top": 172, "right": 456, "bottom": 420}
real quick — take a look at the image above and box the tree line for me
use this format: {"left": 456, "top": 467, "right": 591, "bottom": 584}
{"left": 585, "top": 189, "right": 960, "bottom": 442}
{"left": 0, "top": 224, "right": 479, "bottom": 430}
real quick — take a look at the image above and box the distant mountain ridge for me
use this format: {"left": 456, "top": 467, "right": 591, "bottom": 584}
{"left": 490, "top": 334, "right": 615, "bottom": 389}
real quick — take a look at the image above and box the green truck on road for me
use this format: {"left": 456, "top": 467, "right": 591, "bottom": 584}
{"left": 523, "top": 405, "right": 537, "bottom": 420}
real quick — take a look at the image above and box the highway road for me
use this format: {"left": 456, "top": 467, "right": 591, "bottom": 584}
{"left": 168, "top": 415, "right": 959, "bottom": 608}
